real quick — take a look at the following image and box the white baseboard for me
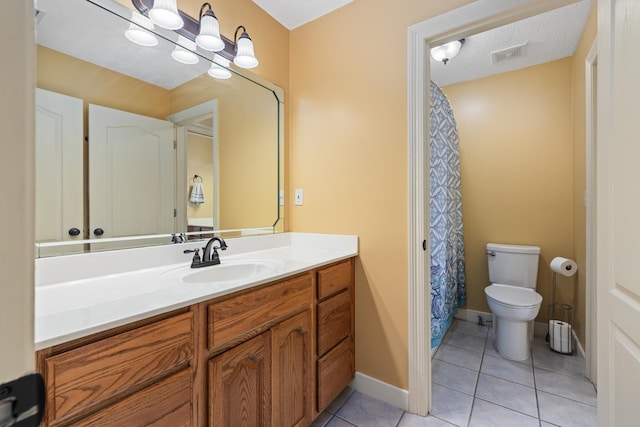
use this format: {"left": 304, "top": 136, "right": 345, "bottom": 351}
{"left": 349, "top": 372, "right": 409, "bottom": 411}
{"left": 572, "top": 328, "right": 586, "bottom": 359}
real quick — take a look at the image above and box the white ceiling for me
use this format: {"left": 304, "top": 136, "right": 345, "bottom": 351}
{"left": 430, "top": 0, "right": 594, "bottom": 87}
{"left": 252, "top": 0, "right": 353, "bottom": 30}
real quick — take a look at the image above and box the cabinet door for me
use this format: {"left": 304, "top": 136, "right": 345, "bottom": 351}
{"left": 272, "top": 310, "right": 312, "bottom": 427}
{"left": 209, "top": 332, "right": 271, "bottom": 427}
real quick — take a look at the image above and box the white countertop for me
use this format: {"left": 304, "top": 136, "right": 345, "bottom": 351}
{"left": 35, "top": 233, "right": 358, "bottom": 350}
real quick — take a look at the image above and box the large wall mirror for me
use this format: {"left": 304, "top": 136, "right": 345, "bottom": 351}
{"left": 35, "top": 0, "right": 284, "bottom": 257}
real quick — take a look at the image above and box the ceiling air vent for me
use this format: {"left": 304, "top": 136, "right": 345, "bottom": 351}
{"left": 491, "top": 41, "right": 528, "bottom": 64}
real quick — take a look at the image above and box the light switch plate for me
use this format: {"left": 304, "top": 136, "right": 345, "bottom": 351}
{"left": 294, "top": 189, "right": 303, "bottom": 206}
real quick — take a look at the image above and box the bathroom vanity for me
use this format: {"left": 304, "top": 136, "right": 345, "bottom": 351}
{"left": 34, "top": 233, "right": 357, "bottom": 426}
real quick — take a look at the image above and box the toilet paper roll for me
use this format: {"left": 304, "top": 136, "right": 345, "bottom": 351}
{"left": 549, "top": 320, "right": 572, "bottom": 354}
{"left": 550, "top": 257, "right": 578, "bottom": 277}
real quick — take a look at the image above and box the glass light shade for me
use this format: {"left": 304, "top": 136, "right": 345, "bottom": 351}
{"left": 149, "top": 0, "right": 183, "bottom": 30}
{"left": 171, "top": 36, "right": 199, "bottom": 64}
{"left": 196, "top": 12, "right": 224, "bottom": 52}
{"left": 233, "top": 34, "right": 258, "bottom": 69}
{"left": 208, "top": 55, "right": 232, "bottom": 79}
{"left": 430, "top": 40, "right": 463, "bottom": 64}
{"left": 124, "top": 13, "right": 158, "bottom": 47}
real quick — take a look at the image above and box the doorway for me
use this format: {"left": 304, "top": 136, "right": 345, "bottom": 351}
{"left": 407, "top": 0, "right": 586, "bottom": 415}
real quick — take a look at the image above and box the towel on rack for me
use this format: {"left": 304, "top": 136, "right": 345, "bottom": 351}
{"left": 190, "top": 182, "right": 205, "bottom": 204}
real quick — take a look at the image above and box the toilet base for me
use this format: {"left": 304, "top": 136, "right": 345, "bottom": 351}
{"left": 494, "top": 316, "right": 533, "bottom": 361}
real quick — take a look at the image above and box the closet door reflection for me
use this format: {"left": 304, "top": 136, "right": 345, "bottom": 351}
{"left": 35, "top": 88, "right": 83, "bottom": 248}
{"left": 88, "top": 104, "right": 176, "bottom": 247}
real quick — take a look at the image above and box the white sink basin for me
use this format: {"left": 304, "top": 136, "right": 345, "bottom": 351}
{"left": 181, "top": 259, "right": 285, "bottom": 284}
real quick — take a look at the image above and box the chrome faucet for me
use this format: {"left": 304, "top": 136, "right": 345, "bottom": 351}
{"left": 184, "top": 237, "right": 228, "bottom": 268}
{"left": 171, "top": 233, "right": 186, "bottom": 244}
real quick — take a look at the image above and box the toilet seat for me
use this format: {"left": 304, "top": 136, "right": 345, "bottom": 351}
{"left": 485, "top": 283, "right": 542, "bottom": 308}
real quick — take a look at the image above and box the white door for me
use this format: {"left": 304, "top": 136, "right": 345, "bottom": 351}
{"left": 89, "top": 104, "right": 176, "bottom": 242}
{"left": 597, "top": 0, "right": 640, "bottom": 425}
{"left": 35, "top": 88, "right": 83, "bottom": 243}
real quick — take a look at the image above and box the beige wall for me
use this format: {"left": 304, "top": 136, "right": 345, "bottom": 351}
{"left": 570, "top": 5, "right": 597, "bottom": 346}
{"left": 0, "top": 0, "right": 35, "bottom": 381}
{"left": 289, "top": 0, "right": 474, "bottom": 390}
{"left": 443, "top": 59, "right": 574, "bottom": 323}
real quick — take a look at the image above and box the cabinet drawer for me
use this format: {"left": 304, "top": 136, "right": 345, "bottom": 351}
{"left": 45, "top": 312, "right": 193, "bottom": 422}
{"left": 317, "top": 260, "right": 352, "bottom": 300}
{"left": 74, "top": 369, "right": 192, "bottom": 427}
{"left": 208, "top": 274, "right": 312, "bottom": 349}
{"left": 317, "top": 290, "right": 351, "bottom": 355}
{"left": 317, "top": 338, "right": 354, "bottom": 412}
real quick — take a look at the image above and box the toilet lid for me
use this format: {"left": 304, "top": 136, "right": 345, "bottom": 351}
{"left": 485, "top": 284, "right": 542, "bottom": 308}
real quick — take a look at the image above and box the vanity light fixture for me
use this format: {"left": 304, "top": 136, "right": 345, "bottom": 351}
{"left": 430, "top": 39, "right": 465, "bottom": 65}
{"left": 124, "top": 12, "right": 158, "bottom": 47}
{"left": 149, "top": 0, "right": 183, "bottom": 30}
{"left": 171, "top": 36, "right": 199, "bottom": 64}
{"left": 196, "top": 3, "right": 224, "bottom": 52}
{"left": 233, "top": 26, "right": 258, "bottom": 69}
{"left": 208, "top": 54, "right": 232, "bottom": 79}
{"left": 132, "top": 0, "right": 259, "bottom": 69}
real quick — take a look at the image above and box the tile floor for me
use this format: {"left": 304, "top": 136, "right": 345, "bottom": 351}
{"left": 311, "top": 319, "right": 597, "bottom": 427}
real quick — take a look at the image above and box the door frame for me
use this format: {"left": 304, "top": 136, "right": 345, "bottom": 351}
{"left": 168, "top": 100, "right": 220, "bottom": 233}
{"left": 406, "top": 0, "right": 582, "bottom": 415}
{"left": 584, "top": 39, "right": 598, "bottom": 384}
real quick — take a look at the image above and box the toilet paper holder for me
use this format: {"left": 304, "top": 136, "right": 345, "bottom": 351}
{"left": 547, "top": 269, "right": 574, "bottom": 354}
{"left": 548, "top": 302, "right": 573, "bottom": 354}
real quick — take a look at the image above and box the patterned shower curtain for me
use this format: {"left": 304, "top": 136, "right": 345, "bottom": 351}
{"left": 429, "top": 81, "right": 466, "bottom": 348}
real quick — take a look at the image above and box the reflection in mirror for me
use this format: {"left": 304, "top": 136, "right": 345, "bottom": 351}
{"left": 34, "top": 0, "right": 283, "bottom": 257}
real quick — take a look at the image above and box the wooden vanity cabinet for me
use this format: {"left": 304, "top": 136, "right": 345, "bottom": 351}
{"left": 37, "top": 310, "right": 194, "bottom": 427}
{"left": 207, "top": 274, "right": 313, "bottom": 427}
{"left": 36, "top": 257, "right": 355, "bottom": 427}
{"left": 316, "top": 258, "right": 355, "bottom": 413}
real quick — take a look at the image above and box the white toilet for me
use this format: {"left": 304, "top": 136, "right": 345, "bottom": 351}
{"left": 484, "top": 243, "right": 543, "bottom": 361}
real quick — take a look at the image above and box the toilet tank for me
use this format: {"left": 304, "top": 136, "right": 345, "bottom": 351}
{"left": 487, "top": 243, "right": 540, "bottom": 289}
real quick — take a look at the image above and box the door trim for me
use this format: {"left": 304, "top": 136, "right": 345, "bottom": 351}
{"left": 169, "top": 100, "right": 220, "bottom": 232}
{"left": 584, "top": 39, "right": 597, "bottom": 384}
{"left": 406, "top": 0, "right": 581, "bottom": 415}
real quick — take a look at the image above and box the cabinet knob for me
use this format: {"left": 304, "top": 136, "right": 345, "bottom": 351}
{"left": 93, "top": 228, "right": 104, "bottom": 236}
{"left": 68, "top": 227, "right": 81, "bottom": 237}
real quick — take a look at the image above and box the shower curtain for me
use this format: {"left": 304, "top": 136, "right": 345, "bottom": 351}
{"left": 429, "top": 81, "right": 466, "bottom": 348}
